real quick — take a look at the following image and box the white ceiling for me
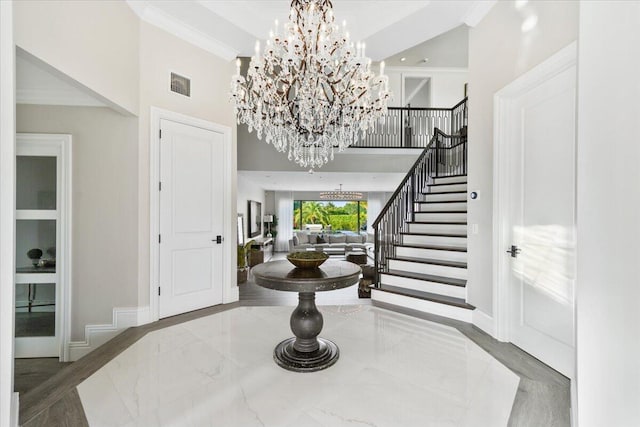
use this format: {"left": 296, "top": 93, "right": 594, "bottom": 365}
{"left": 127, "top": 0, "right": 495, "bottom": 61}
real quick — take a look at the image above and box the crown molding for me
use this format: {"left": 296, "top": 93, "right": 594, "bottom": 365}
{"left": 126, "top": 1, "right": 239, "bottom": 61}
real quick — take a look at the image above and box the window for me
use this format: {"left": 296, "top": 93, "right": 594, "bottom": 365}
{"left": 293, "top": 200, "right": 367, "bottom": 232}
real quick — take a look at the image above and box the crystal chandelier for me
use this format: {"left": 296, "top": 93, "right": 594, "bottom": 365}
{"left": 319, "top": 184, "right": 363, "bottom": 200}
{"left": 230, "top": 0, "right": 391, "bottom": 169}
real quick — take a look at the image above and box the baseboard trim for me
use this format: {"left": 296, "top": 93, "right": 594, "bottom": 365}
{"left": 472, "top": 309, "right": 495, "bottom": 337}
{"left": 11, "top": 392, "right": 19, "bottom": 427}
{"left": 67, "top": 306, "right": 150, "bottom": 361}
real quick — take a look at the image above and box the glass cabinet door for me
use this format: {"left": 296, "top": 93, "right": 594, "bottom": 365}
{"left": 15, "top": 152, "right": 60, "bottom": 357}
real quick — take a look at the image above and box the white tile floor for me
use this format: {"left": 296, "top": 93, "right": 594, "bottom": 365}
{"left": 78, "top": 305, "right": 519, "bottom": 427}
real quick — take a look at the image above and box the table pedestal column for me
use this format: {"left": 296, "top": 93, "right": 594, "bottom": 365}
{"left": 273, "top": 292, "right": 339, "bottom": 372}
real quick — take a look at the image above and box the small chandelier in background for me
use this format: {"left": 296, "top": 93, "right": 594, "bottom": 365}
{"left": 320, "top": 184, "right": 363, "bottom": 200}
{"left": 230, "top": 0, "right": 391, "bottom": 169}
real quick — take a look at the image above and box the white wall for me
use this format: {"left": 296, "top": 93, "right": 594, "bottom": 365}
{"left": 367, "top": 192, "right": 393, "bottom": 235}
{"left": 137, "top": 21, "right": 236, "bottom": 308}
{"left": 385, "top": 67, "right": 468, "bottom": 108}
{"left": 237, "top": 176, "right": 266, "bottom": 242}
{"left": 576, "top": 2, "right": 640, "bottom": 426}
{"left": 237, "top": 125, "right": 421, "bottom": 172}
{"left": 0, "top": 1, "right": 16, "bottom": 425}
{"left": 14, "top": 0, "right": 139, "bottom": 115}
{"left": 16, "top": 105, "right": 139, "bottom": 340}
{"left": 466, "top": 0, "right": 579, "bottom": 315}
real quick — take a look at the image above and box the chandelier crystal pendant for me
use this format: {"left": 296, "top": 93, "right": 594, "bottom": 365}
{"left": 230, "top": 0, "right": 391, "bottom": 169}
{"left": 319, "top": 184, "right": 363, "bottom": 200}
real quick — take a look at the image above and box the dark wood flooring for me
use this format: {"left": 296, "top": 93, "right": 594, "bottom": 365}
{"left": 15, "top": 253, "right": 570, "bottom": 426}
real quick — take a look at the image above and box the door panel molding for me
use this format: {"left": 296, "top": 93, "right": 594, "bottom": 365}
{"left": 149, "top": 108, "right": 234, "bottom": 322}
{"left": 493, "top": 42, "right": 576, "bottom": 359}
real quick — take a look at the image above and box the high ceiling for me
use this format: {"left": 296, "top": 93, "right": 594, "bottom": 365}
{"left": 126, "top": 0, "right": 495, "bottom": 61}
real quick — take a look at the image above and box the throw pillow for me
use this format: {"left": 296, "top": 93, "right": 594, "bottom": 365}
{"left": 296, "top": 232, "right": 309, "bottom": 244}
{"left": 292, "top": 235, "right": 299, "bottom": 246}
{"left": 316, "top": 235, "right": 326, "bottom": 244}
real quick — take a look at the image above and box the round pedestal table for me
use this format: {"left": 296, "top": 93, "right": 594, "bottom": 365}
{"left": 251, "top": 260, "right": 360, "bottom": 372}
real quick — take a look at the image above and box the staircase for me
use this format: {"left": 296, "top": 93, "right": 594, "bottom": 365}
{"left": 372, "top": 122, "right": 474, "bottom": 322}
{"left": 372, "top": 174, "right": 473, "bottom": 321}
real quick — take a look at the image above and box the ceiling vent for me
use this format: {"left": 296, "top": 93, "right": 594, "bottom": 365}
{"left": 170, "top": 72, "right": 191, "bottom": 97}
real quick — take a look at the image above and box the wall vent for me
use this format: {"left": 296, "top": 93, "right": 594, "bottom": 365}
{"left": 170, "top": 72, "right": 191, "bottom": 97}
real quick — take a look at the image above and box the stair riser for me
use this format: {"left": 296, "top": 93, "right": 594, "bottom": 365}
{"left": 417, "top": 202, "right": 467, "bottom": 212}
{"left": 388, "top": 259, "right": 467, "bottom": 280}
{"left": 380, "top": 273, "right": 466, "bottom": 299}
{"left": 419, "top": 192, "right": 467, "bottom": 202}
{"left": 425, "top": 183, "right": 467, "bottom": 193}
{"left": 395, "top": 246, "right": 467, "bottom": 262}
{"left": 432, "top": 176, "right": 467, "bottom": 185}
{"left": 408, "top": 223, "right": 467, "bottom": 234}
{"left": 371, "top": 291, "right": 473, "bottom": 323}
{"left": 414, "top": 212, "right": 467, "bottom": 222}
{"left": 402, "top": 234, "right": 467, "bottom": 246}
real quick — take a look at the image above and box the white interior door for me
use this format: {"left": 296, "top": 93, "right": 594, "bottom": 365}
{"left": 159, "top": 119, "right": 224, "bottom": 318}
{"left": 505, "top": 63, "right": 576, "bottom": 377}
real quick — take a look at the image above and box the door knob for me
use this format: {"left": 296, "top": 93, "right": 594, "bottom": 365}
{"left": 214, "top": 236, "right": 223, "bottom": 244}
{"left": 506, "top": 245, "right": 521, "bottom": 258}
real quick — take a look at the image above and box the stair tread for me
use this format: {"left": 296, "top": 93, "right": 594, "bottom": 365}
{"left": 401, "top": 231, "right": 467, "bottom": 238}
{"left": 433, "top": 174, "right": 467, "bottom": 179}
{"left": 395, "top": 243, "right": 467, "bottom": 252}
{"left": 421, "top": 190, "right": 467, "bottom": 195}
{"left": 415, "top": 210, "right": 468, "bottom": 214}
{"left": 374, "top": 285, "right": 475, "bottom": 310}
{"left": 427, "top": 182, "right": 468, "bottom": 187}
{"left": 388, "top": 255, "right": 467, "bottom": 269}
{"left": 382, "top": 269, "right": 467, "bottom": 287}
{"left": 416, "top": 200, "right": 467, "bottom": 204}
{"left": 408, "top": 221, "right": 467, "bottom": 225}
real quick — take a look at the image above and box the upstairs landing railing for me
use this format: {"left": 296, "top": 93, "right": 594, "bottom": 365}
{"left": 353, "top": 97, "right": 467, "bottom": 149}
{"left": 372, "top": 99, "right": 468, "bottom": 285}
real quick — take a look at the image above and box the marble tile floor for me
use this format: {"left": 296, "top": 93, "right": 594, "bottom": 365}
{"left": 77, "top": 305, "right": 520, "bottom": 427}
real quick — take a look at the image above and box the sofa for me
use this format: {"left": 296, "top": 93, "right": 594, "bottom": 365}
{"left": 288, "top": 232, "right": 370, "bottom": 254}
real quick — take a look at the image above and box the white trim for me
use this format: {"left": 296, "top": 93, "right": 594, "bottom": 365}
{"left": 472, "top": 309, "right": 495, "bottom": 337}
{"left": 149, "top": 107, "right": 236, "bottom": 323}
{"left": 571, "top": 380, "right": 578, "bottom": 427}
{"left": 463, "top": 0, "right": 497, "bottom": 27}
{"left": 371, "top": 290, "right": 473, "bottom": 323}
{"left": 16, "top": 134, "right": 73, "bottom": 361}
{"left": 16, "top": 88, "right": 105, "bottom": 108}
{"left": 126, "top": 1, "right": 238, "bottom": 61}
{"left": 67, "top": 306, "right": 150, "bottom": 361}
{"left": 492, "top": 42, "right": 577, "bottom": 342}
{"left": 10, "top": 393, "right": 18, "bottom": 427}
{"left": 0, "top": 1, "right": 16, "bottom": 424}
{"left": 385, "top": 66, "right": 469, "bottom": 74}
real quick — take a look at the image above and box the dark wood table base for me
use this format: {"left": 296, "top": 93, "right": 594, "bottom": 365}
{"left": 274, "top": 292, "right": 339, "bottom": 372}
{"left": 274, "top": 336, "right": 339, "bottom": 372}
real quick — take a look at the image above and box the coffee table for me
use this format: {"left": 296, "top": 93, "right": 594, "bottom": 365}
{"left": 251, "top": 260, "right": 361, "bottom": 372}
